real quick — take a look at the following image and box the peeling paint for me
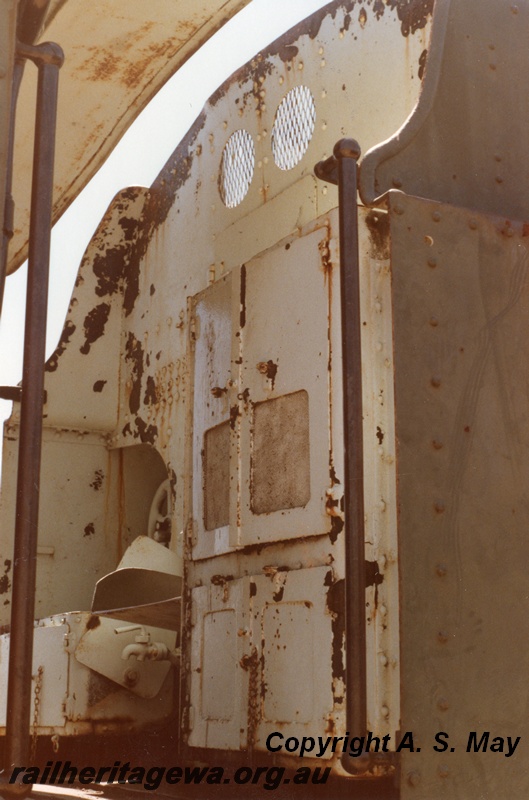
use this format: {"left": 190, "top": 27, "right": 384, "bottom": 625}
{"left": 365, "top": 209, "right": 390, "bottom": 259}
{"left": 144, "top": 375, "right": 158, "bottom": 405}
{"left": 134, "top": 416, "right": 158, "bottom": 445}
{"left": 230, "top": 404, "right": 240, "bottom": 430}
{"left": 168, "top": 466, "right": 177, "bottom": 500}
{"left": 45, "top": 319, "right": 76, "bottom": 372}
{"left": 90, "top": 469, "right": 104, "bottom": 491}
{"left": 84, "top": 522, "right": 95, "bottom": 537}
{"left": 418, "top": 47, "right": 428, "bottom": 80}
{"left": 326, "top": 577, "right": 345, "bottom": 682}
{"left": 365, "top": 560, "right": 384, "bottom": 588}
{"left": 86, "top": 614, "right": 101, "bottom": 631}
{"left": 386, "top": 0, "right": 434, "bottom": 36}
{"left": 80, "top": 302, "right": 111, "bottom": 354}
{"left": 93, "top": 380, "right": 107, "bottom": 393}
{"left": 125, "top": 333, "right": 144, "bottom": 416}
{"left": 0, "top": 559, "right": 12, "bottom": 595}
{"left": 329, "top": 514, "right": 344, "bottom": 544}
{"left": 86, "top": 111, "right": 205, "bottom": 320}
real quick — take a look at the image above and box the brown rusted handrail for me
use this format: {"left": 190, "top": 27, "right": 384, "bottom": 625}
{"left": 315, "top": 139, "right": 370, "bottom": 776}
{"left": 1, "top": 39, "right": 63, "bottom": 799}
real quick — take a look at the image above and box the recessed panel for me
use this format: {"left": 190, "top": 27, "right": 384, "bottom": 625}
{"left": 251, "top": 390, "right": 310, "bottom": 514}
{"left": 262, "top": 601, "right": 314, "bottom": 724}
{"left": 204, "top": 420, "right": 230, "bottom": 531}
{"left": 202, "top": 609, "right": 236, "bottom": 721}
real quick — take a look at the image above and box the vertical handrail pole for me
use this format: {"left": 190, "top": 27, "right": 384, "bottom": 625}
{"left": 316, "top": 139, "right": 369, "bottom": 775}
{"left": 334, "top": 139, "right": 368, "bottom": 766}
{"left": 2, "top": 40, "right": 63, "bottom": 796}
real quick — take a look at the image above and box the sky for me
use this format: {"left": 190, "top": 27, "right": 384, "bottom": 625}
{"left": 0, "top": 0, "right": 329, "bottom": 476}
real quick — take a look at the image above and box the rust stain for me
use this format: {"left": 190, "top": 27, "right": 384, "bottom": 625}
{"left": 85, "top": 51, "right": 121, "bottom": 82}
{"left": 326, "top": 575, "right": 345, "bottom": 683}
{"left": 277, "top": 43, "right": 299, "bottom": 61}
{"left": 418, "top": 47, "right": 428, "bottom": 80}
{"left": 365, "top": 560, "right": 384, "bottom": 588}
{"left": 134, "top": 416, "right": 158, "bottom": 445}
{"left": 80, "top": 302, "right": 111, "bottom": 355}
{"left": 319, "top": 235, "right": 332, "bottom": 279}
{"left": 329, "top": 513, "right": 344, "bottom": 544}
{"left": 330, "top": 466, "right": 341, "bottom": 486}
{"left": 86, "top": 614, "right": 101, "bottom": 631}
{"left": 373, "top": 0, "right": 385, "bottom": 19}
{"left": 386, "top": 0, "right": 434, "bottom": 37}
{"left": 84, "top": 522, "right": 95, "bottom": 537}
{"left": 86, "top": 108, "right": 205, "bottom": 321}
{"left": 209, "top": 0, "right": 433, "bottom": 119}
{"left": 45, "top": 319, "right": 76, "bottom": 373}
{"left": 230, "top": 404, "right": 240, "bottom": 430}
{"left": 210, "top": 574, "right": 234, "bottom": 586}
{"left": 272, "top": 585, "right": 285, "bottom": 602}
{"left": 125, "top": 332, "right": 144, "bottom": 416}
{"left": 123, "top": 39, "right": 180, "bottom": 90}
{"left": 93, "top": 380, "right": 107, "bottom": 393}
{"left": 0, "top": 559, "right": 12, "bottom": 595}
{"left": 365, "top": 209, "right": 390, "bottom": 259}
{"left": 90, "top": 469, "right": 104, "bottom": 491}
{"left": 256, "top": 360, "right": 278, "bottom": 388}
{"left": 240, "top": 647, "right": 260, "bottom": 748}
{"left": 144, "top": 375, "right": 158, "bottom": 405}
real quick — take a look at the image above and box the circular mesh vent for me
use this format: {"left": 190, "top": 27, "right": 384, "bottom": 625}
{"left": 271, "top": 86, "right": 316, "bottom": 171}
{"left": 219, "top": 129, "right": 255, "bottom": 207}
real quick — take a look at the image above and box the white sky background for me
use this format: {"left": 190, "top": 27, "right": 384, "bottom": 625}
{"left": 0, "top": 0, "right": 329, "bottom": 477}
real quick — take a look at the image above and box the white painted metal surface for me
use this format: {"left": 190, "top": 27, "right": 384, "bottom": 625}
{"left": 0, "top": 0, "right": 430, "bottom": 775}
{"left": 0, "top": 612, "right": 175, "bottom": 735}
{"left": 7, "top": 0, "right": 251, "bottom": 274}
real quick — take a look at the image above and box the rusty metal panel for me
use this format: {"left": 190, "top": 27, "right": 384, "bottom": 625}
{"left": 1, "top": 612, "right": 176, "bottom": 735}
{"left": 251, "top": 566, "right": 334, "bottom": 752}
{"left": 43, "top": 187, "right": 144, "bottom": 433}
{"left": 190, "top": 273, "right": 238, "bottom": 560}
{"left": 188, "top": 568, "right": 334, "bottom": 755}
{"left": 0, "top": 426, "right": 123, "bottom": 627}
{"left": 188, "top": 579, "right": 251, "bottom": 750}
{"left": 7, "top": 0, "right": 251, "bottom": 274}
{"left": 75, "top": 615, "right": 176, "bottom": 700}
{"left": 360, "top": 0, "right": 529, "bottom": 220}
{"left": 389, "top": 192, "right": 529, "bottom": 799}
{"left": 0, "top": 0, "right": 431, "bottom": 759}
{"left": 238, "top": 226, "right": 332, "bottom": 546}
{"left": 357, "top": 206, "right": 400, "bottom": 739}
{"left": 0, "top": 623, "right": 68, "bottom": 731}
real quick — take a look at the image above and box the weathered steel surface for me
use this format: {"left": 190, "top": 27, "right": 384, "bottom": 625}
{"left": 6, "top": 0, "right": 251, "bottom": 275}
{"left": 0, "top": 612, "right": 176, "bottom": 734}
{"left": 5, "top": 41, "right": 64, "bottom": 779}
{"left": 0, "top": 0, "right": 427, "bottom": 770}
{"left": 389, "top": 191, "right": 529, "bottom": 799}
{"left": 360, "top": 0, "right": 529, "bottom": 219}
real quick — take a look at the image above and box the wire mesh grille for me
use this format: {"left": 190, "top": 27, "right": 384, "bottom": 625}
{"left": 271, "top": 86, "right": 316, "bottom": 171}
{"left": 219, "top": 129, "right": 255, "bottom": 207}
